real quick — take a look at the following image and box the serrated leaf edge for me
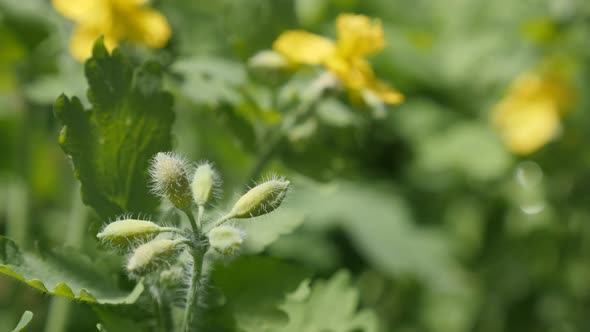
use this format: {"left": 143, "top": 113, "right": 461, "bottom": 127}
{"left": 0, "top": 265, "right": 144, "bottom": 304}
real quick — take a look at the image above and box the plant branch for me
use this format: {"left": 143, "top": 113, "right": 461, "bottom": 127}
{"left": 247, "top": 80, "right": 326, "bottom": 183}
{"left": 183, "top": 209, "right": 199, "bottom": 235}
{"left": 182, "top": 249, "right": 213, "bottom": 332}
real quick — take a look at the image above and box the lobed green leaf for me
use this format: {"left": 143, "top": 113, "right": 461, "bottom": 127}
{"left": 53, "top": 38, "right": 174, "bottom": 220}
{"left": 0, "top": 236, "right": 143, "bottom": 304}
{"left": 278, "top": 270, "right": 379, "bottom": 332}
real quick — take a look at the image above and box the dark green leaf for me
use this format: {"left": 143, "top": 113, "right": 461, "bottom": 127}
{"left": 54, "top": 38, "right": 174, "bottom": 220}
{"left": 0, "top": 236, "right": 143, "bottom": 304}
{"left": 289, "top": 179, "right": 463, "bottom": 290}
{"left": 203, "top": 256, "right": 311, "bottom": 332}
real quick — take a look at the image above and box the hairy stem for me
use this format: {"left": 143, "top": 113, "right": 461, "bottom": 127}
{"left": 182, "top": 250, "right": 214, "bottom": 332}
{"left": 247, "top": 86, "right": 324, "bottom": 183}
{"left": 210, "top": 214, "right": 231, "bottom": 230}
{"left": 197, "top": 205, "right": 205, "bottom": 230}
{"left": 182, "top": 206, "right": 211, "bottom": 332}
{"left": 151, "top": 284, "right": 173, "bottom": 332}
{"left": 184, "top": 209, "right": 199, "bottom": 235}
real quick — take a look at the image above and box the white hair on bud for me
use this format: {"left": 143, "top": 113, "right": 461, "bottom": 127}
{"left": 148, "top": 152, "right": 193, "bottom": 209}
{"left": 208, "top": 225, "right": 244, "bottom": 255}
{"left": 227, "top": 175, "right": 290, "bottom": 219}
{"left": 149, "top": 152, "right": 190, "bottom": 196}
{"left": 191, "top": 161, "right": 222, "bottom": 207}
{"left": 126, "top": 238, "right": 187, "bottom": 279}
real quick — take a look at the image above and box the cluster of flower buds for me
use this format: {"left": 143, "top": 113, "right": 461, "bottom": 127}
{"left": 96, "top": 152, "right": 290, "bottom": 279}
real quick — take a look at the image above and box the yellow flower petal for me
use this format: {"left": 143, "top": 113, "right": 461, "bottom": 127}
{"left": 127, "top": 9, "right": 172, "bottom": 48}
{"left": 492, "top": 100, "right": 560, "bottom": 155}
{"left": 336, "top": 13, "right": 385, "bottom": 59}
{"left": 112, "top": 0, "right": 149, "bottom": 9}
{"left": 273, "top": 30, "right": 336, "bottom": 65}
{"left": 324, "top": 56, "right": 372, "bottom": 89}
{"left": 370, "top": 80, "right": 404, "bottom": 104}
{"left": 69, "top": 24, "right": 118, "bottom": 61}
{"left": 52, "top": 0, "right": 103, "bottom": 21}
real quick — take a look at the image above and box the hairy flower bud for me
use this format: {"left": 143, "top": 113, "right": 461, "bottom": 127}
{"left": 159, "top": 265, "right": 185, "bottom": 287}
{"left": 227, "top": 179, "right": 290, "bottom": 219}
{"left": 208, "top": 225, "right": 243, "bottom": 255}
{"left": 149, "top": 152, "right": 192, "bottom": 210}
{"left": 191, "top": 162, "right": 218, "bottom": 206}
{"left": 126, "top": 239, "right": 185, "bottom": 276}
{"left": 97, "top": 219, "right": 175, "bottom": 246}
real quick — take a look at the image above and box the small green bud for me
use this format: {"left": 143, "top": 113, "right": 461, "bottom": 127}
{"left": 127, "top": 239, "right": 185, "bottom": 276}
{"left": 149, "top": 152, "right": 192, "bottom": 210}
{"left": 159, "top": 265, "right": 185, "bottom": 287}
{"left": 228, "top": 179, "right": 290, "bottom": 219}
{"left": 248, "top": 50, "right": 292, "bottom": 71}
{"left": 97, "top": 219, "right": 168, "bottom": 246}
{"left": 208, "top": 225, "right": 243, "bottom": 255}
{"left": 191, "top": 162, "right": 218, "bottom": 206}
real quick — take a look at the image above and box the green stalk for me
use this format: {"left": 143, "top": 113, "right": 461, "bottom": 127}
{"left": 5, "top": 180, "right": 28, "bottom": 248}
{"left": 181, "top": 207, "right": 212, "bottom": 332}
{"left": 184, "top": 209, "right": 199, "bottom": 235}
{"left": 44, "top": 190, "right": 87, "bottom": 332}
{"left": 247, "top": 84, "right": 324, "bottom": 183}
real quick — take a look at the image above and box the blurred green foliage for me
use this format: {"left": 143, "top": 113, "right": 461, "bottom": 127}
{"left": 1, "top": 0, "right": 590, "bottom": 331}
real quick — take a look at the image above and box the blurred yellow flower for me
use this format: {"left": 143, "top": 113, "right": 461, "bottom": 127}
{"left": 52, "top": 0, "right": 171, "bottom": 61}
{"left": 272, "top": 13, "right": 403, "bottom": 105}
{"left": 492, "top": 72, "right": 573, "bottom": 155}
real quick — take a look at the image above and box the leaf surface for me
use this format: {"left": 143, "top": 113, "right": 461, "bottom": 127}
{"left": 278, "top": 271, "right": 379, "bottom": 332}
{"left": 203, "top": 256, "right": 311, "bottom": 332}
{"left": 54, "top": 38, "right": 174, "bottom": 220}
{"left": 0, "top": 236, "right": 143, "bottom": 304}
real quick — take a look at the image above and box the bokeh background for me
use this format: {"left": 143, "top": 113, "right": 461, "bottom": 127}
{"left": 2, "top": 0, "right": 590, "bottom": 331}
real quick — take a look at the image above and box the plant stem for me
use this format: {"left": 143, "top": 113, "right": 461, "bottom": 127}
{"left": 210, "top": 214, "right": 231, "bottom": 230}
{"left": 182, "top": 252, "right": 213, "bottom": 332}
{"left": 182, "top": 204, "right": 214, "bottom": 332}
{"left": 247, "top": 88, "right": 323, "bottom": 183}
{"left": 197, "top": 205, "right": 205, "bottom": 230}
{"left": 184, "top": 209, "right": 199, "bottom": 235}
{"left": 151, "top": 284, "right": 172, "bottom": 332}
{"left": 5, "top": 179, "right": 28, "bottom": 248}
{"left": 44, "top": 190, "right": 87, "bottom": 332}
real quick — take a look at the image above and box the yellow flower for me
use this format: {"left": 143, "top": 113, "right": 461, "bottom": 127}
{"left": 52, "top": 0, "right": 171, "bottom": 61}
{"left": 491, "top": 72, "right": 573, "bottom": 155}
{"left": 272, "top": 13, "right": 403, "bottom": 105}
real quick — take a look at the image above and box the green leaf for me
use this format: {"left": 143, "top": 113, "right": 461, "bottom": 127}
{"left": 240, "top": 210, "right": 304, "bottom": 254}
{"left": 93, "top": 305, "right": 152, "bottom": 332}
{"left": 203, "top": 256, "right": 311, "bottom": 332}
{"left": 278, "top": 271, "right": 379, "bottom": 332}
{"left": 54, "top": 38, "right": 174, "bottom": 220}
{"left": 289, "top": 179, "right": 463, "bottom": 290}
{"left": 415, "top": 122, "right": 512, "bottom": 182}
{"left": 11, "top": 311, "right": 33, "bottom": 332}
{"left": 173, "top": 56, "right": 246, "bottom": 106}
{"left": 0, "top": 236, "right": 143, "bottom": 304}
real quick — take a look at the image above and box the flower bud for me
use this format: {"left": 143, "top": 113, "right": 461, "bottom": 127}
{"left": 191, "top": 162, "right": 217, "bottom": 206}
{"left": 228, "top": 179, "right": 290, "bottom": 219}
{"left": 97, "top": 219, "right": 166, "bottom": 245}
{"left": 159, "top": 265, "right": 185, "bottom": 287}
{"left": 149, "top": 152, "right": 192, "bottom": 210}
{"left": 208, "top": 225, "right": 243, "bottom": 255}
{"left": 127, "top": 239, "right": 185, "bottom": 276}
{"left": 248, "top": 50, "right": 292, "bottom": 71}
